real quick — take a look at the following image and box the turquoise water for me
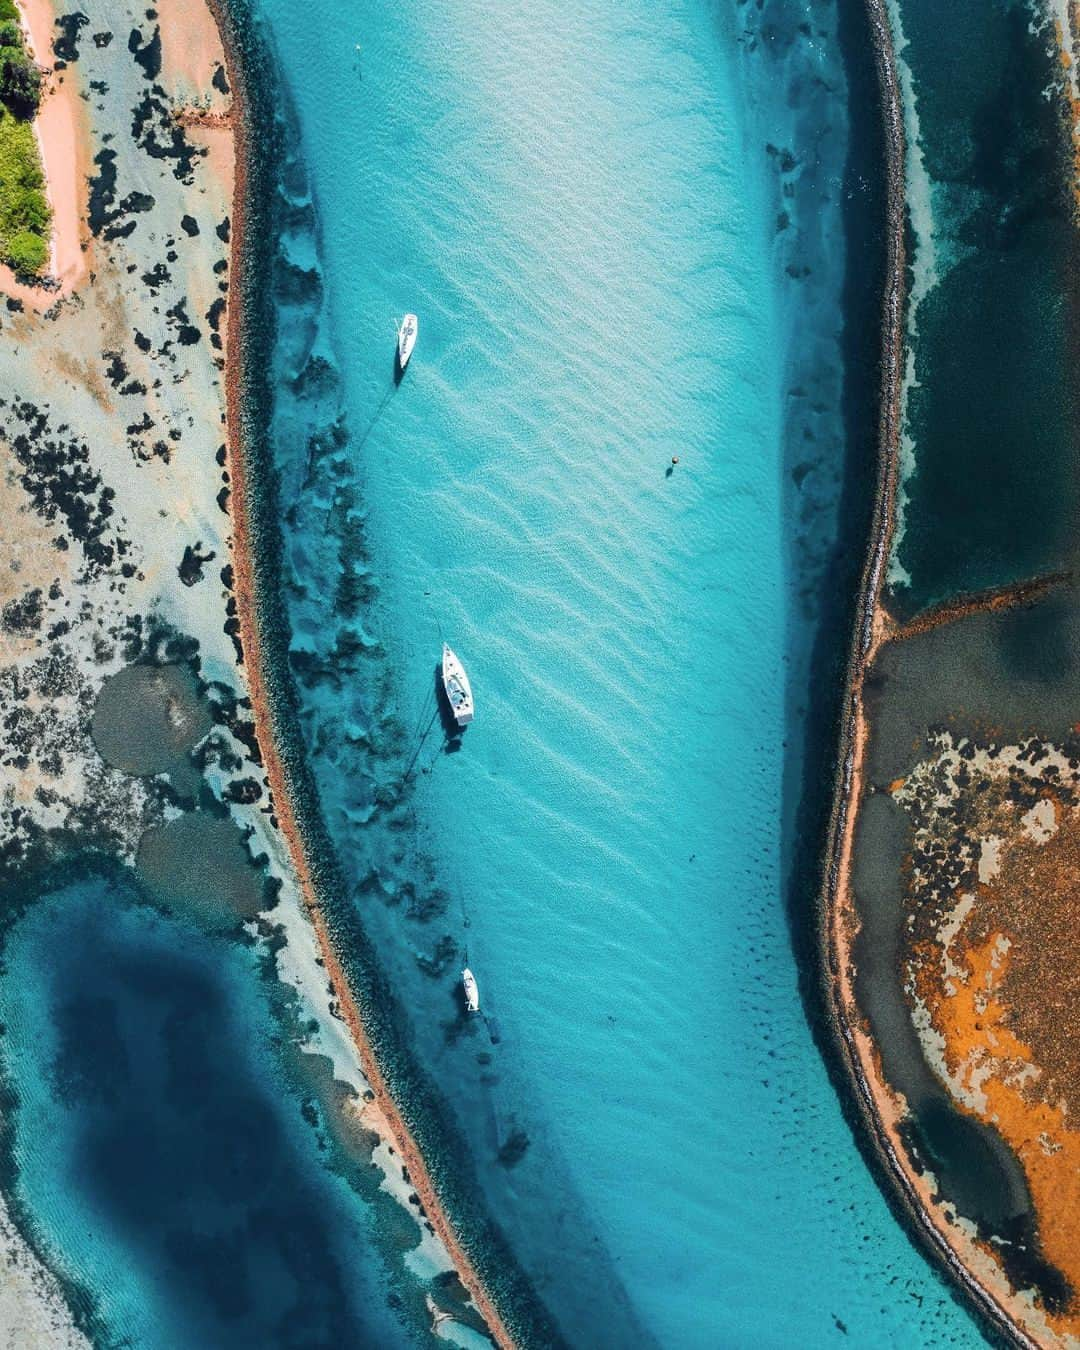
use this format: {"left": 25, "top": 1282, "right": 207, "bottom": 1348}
{"left": 0, "top": 869, "right": 411, "bottom": 1347}
{"left": 0, "top": 0, "right": 1008, "bottom": 1344}
{"left": 0, "top": 0, "right": 1002, "bottom": 1344}
{"left": 254, "top": 0, "right": 992, "bottom": 1344}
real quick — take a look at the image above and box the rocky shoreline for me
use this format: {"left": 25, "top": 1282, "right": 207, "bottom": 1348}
{"left": 819, "top": 3, "right": 1066, "bottom": 1347}
{"left": 204, "top": 2, "right": 544, "bottom": 1346}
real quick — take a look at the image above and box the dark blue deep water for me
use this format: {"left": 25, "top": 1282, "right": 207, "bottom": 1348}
{"left": 0, "top": 871, "right": 410, "bottom": 1348}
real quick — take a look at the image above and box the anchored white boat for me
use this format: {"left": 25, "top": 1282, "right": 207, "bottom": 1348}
{"left": 441, "top": 643, "right": 474, "bottom": 726}
{"left": 397, "top": 312, "right": 418, "bottom": 371}
{"left": 462, "top": 966, "right": 480, "bottom": 1014}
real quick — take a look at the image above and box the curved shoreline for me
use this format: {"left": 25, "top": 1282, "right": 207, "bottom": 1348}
{"left": 204, "top": 5, "right": 521, "bottom": 1347}
{"left": 818, "top": 2, "right": 1042, "bottom": 1347}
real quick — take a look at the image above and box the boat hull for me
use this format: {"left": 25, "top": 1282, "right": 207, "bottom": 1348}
{"left": 397, "top": 312, "right": 418, "bottom": 370}
{"left": 441, "top": 643, "right": 474, "bottom": 726}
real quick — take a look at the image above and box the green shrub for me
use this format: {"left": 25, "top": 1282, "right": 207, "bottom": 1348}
{"left": 0, "top": 21, "right": 19, "bottom": 48}
{"left": 0, "top": 48, "right": 40, "bottom": 119}
{"left": 6, "top": 228, "right": 45, "bottom": 274}
{"left": 8, "top": 182, "right": 46, "bottom": 230}
{"left": 0, "top": 109, "right": 48, "bottom": 273}
{"left": 0, "top": 1, "right": 17, "bottom": 22}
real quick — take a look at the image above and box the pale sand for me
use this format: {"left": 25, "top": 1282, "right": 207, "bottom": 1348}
{"left": 0, "top": 0, "right": 91, "bottom": 311}
{"left": 0, "top": 1198, "right": 89, "bottom": 1349}
{"left": 157, "top": 0, "right": 231, "bottom": 110}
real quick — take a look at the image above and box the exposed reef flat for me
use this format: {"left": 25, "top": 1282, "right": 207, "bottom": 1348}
{"left": 825, "top": 0, "right": 1080, "bottom": 1345}
{"left": 0, "top": 0, "right": 489, "bottom": 1342}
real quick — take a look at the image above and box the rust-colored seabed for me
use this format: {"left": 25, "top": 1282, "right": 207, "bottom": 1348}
{"left": 822, "top": 3, "right": 1080, "bottom": 1348}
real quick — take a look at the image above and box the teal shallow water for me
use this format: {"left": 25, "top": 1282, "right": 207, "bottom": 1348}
{"left": 0, "top": 870, "right": 411, "bottom": 1348}
{"left": 253, "top": 0, "right": 989, "bottom": 1344}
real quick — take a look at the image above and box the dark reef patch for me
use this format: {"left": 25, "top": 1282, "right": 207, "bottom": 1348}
{"left": 131, "top": 87, "right": 202, "bottom": 183}
{"left": 87, "top": 149, "right": 118, "bottom": 237}
{"left": 2, "top": 398, "right": 126, "bottom": 576}
{"left": 127, "top": 25, "right": 162, "bottom": 81}
{"left": 91, "top": 659, "right": 211, "bottom": 794}
{"left": 179, "top": 541, "right": 216, "bottom": 587}
{"left": 53, "top": 12, "right": 89, "bottom": 64}
{"left": 2, "top": 588, "right": 44, "bottom": 635}
{"left": 135, "top": 809, "right": 267, "bottom": 932}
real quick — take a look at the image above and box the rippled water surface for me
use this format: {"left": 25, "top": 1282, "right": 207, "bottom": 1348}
{"left": 252, "top": 0, "right": 991, "bottom": 1343}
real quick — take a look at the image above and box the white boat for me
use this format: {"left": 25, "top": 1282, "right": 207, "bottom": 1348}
{"left": 462, "top": 966, "right": 480, "bottom": 1014}
{"left": 397, "top": 312, "right": 418, "bottom": 370}
{"left": 441, "top": 643, "right": 474, "bottom": 726}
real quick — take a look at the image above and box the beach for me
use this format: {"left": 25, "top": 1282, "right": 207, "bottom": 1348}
{"left": 1, "top": 0, "right": 89, "bottom": 306}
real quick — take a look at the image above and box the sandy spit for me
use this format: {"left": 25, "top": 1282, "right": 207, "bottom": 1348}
{"left": 3, "top": 0, "right": 90, "bottom": 309}
{"left": 204, "top": 4, "right": 516, "bottom": 1347}
{"left": 156, "top": 0, "right": 232, "bottom": 105}
{"left": 818, "top": 2, "right": 1045, "bottom": 1347}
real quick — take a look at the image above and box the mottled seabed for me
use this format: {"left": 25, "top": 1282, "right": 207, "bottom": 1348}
{"left": 829, "top": 0, "right": 1080, "bottom": 1345}
{"left": 250, "top": 0, "right": 990, "bottom": 1344}
{"left": 0, "top": 0, "right": 1029, "bottom": 1347}
{"left": 0, "top": 0, "right": 492, "bottom": 1345}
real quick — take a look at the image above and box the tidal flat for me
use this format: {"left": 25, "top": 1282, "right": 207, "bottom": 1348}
{"left": 827, "top": 0, "right": 1080, "bottom": 1344}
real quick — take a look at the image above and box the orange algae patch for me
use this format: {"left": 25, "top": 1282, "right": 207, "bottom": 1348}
{"left": 918, "top": 926, "right": 1080, "bottom": 1331}
{"left": 892, "top": 726, "right": 1080, "bottom": 1332}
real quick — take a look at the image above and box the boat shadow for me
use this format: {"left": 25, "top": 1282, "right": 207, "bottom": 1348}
{"left": 433, "top": 662, "right": 465, "bottom": 753}
{"left": 442, "top": 997, "right": 498, "bottom": 1047}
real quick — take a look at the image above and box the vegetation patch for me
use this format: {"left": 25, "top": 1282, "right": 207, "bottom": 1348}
{"left": 0, "top": 7, "right": 48, "bottom": 276}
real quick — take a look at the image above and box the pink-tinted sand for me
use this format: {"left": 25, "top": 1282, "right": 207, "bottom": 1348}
{"left": 1, "top": 0, "right": 91, "bottom": 311}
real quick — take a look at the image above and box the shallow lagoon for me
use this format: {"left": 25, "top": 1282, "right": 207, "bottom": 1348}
{"left": 0, "top": 869, "right": 411, "bottom": 1347}
{"left": 890, "top": 0, "right": 1080, "bottom": 613}
{"left": 252, "top": 0, "right": 991, "bottom": 1342}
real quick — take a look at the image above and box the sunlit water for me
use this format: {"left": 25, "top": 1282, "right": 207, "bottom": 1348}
{"left": 243, "top": 0, "right": 990, "bottom": 1343}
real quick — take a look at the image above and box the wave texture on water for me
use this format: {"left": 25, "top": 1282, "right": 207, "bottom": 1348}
{"left": 231, "top": 0, "right": 1000, "bottom": 1343}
